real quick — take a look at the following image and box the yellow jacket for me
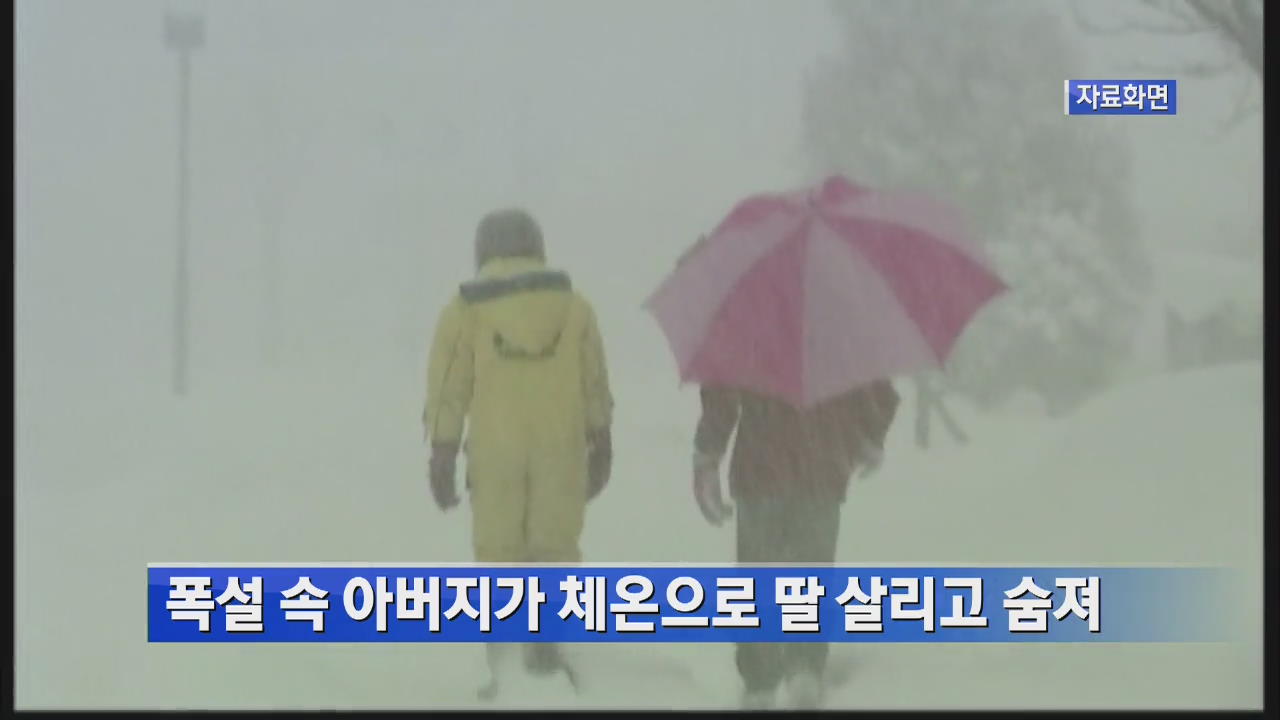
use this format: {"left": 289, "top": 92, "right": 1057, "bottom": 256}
{"left": 425, "top": 255, "right": 613, "bottom": 445}
{"left": 423, "top": 255, "right": 612, "bottom": 561}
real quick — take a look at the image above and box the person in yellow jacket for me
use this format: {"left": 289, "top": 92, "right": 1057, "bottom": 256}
{"left": 423, "top": 208, "right": 613, "bottom": 695}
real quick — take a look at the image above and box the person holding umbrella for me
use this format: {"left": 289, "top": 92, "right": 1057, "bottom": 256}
{"left": 693, "top": 371, "right": 899, "bottom": 709}
{"left": 647, "top": 175, "right": 1006, "bottom": 709}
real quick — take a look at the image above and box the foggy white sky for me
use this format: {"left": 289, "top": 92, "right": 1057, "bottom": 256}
{"left": 14, "top": 0, "right": 1262, "bottom": 402}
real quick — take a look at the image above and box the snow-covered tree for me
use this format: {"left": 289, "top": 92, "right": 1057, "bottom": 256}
{"left": 802, "top": 0, "right": 1152, "bottom": 416}
{"left": 946, "top": 195, "right": 1147, "bottom": 413}
{"left": 1072, "top": 0, "right": 1262, "bottom": 131}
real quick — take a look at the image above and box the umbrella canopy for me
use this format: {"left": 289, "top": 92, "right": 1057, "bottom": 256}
{"left": 645, "top": 175, "right": 1007, "bottom": 408}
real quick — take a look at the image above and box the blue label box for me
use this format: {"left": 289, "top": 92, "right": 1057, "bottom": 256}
{"left": 1065, "top": 79, "right": 1177, "bottom": 115}
{"left": 147, "top": 564, "right": 1233, "bottom": 643}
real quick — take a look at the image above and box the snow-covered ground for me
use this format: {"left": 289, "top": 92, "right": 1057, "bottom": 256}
{"left": 14, "top": 358, "right": 1262, "bottom": 710}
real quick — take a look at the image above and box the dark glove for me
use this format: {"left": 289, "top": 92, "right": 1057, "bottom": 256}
{"left": 693, "top": 451, "right": 733, "bottom": 526}
{"left": 429, "top": 442, "right": 460, "bottom": 511}
{"left": 586, "top": 426, "right": 612, "bottom": 501}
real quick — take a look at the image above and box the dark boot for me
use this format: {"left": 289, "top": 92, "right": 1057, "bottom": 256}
{"left": 523, "top": 643, "right": 580, "bottom": 692}
{"left": 523, "top": 642, "right": 564, "bottom": 676}
{"left": 477, "top": 644, "right": 516, "bottom": 701}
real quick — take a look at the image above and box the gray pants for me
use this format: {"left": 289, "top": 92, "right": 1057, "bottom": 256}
{"left": 734, "top": 495, "right": 841, "bottom": 692}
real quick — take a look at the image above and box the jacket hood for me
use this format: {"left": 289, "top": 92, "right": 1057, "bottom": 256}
{"left": 460, "top": 256, "right": 573, "bottom": 359}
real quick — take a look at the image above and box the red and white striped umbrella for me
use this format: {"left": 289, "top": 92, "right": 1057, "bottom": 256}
{"left": 646, "top": 174, "right": 1007, "bottom": 408}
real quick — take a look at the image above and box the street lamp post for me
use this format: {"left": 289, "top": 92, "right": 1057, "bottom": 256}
{"left": 164, "top": 12, "right": 203, "bottom": 395}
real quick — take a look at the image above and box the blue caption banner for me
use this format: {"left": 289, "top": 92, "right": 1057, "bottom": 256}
{"left": 1064, "top": 79, "right": 1178, "bottom": 115}
{"left": 147, "top": 565, "right": 1231, "bottom": 643}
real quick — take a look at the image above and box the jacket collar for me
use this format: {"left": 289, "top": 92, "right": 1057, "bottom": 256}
{"left": 476, "top": 256, "right": 547, "bottom": 280}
